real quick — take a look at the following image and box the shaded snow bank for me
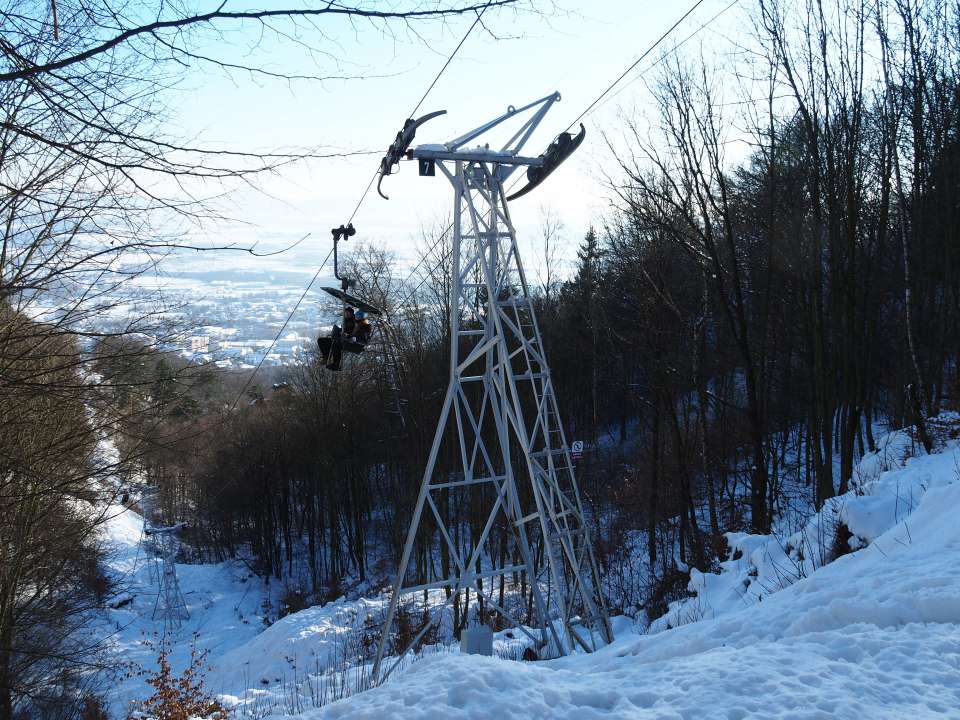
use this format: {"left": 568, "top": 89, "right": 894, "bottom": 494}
{"left": 653, "top": 421, "right": 958, "bottom": 632}
{"left": 292, "top": 424, "right": 960, "bottom": 719}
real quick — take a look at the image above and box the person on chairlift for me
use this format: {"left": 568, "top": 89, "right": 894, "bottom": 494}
{"left": 317, "top": 324, "right": 341, "bottom": 371}
{"left": 318, "top": 306, "right": 356, "bottom": 371}
{"left": 354, "top": 310, "right": 372, "bottom": 345}
{"left": 341, "top": 306, "right": 357, "bottom": 340}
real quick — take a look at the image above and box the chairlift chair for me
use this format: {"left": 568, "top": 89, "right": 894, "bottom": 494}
{"left": 318, "top": 224, "right": 384, "bottom": 367}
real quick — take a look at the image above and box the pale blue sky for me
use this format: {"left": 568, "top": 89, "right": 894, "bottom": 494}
{"left": 165, "top": 0, "right": 745, "bottom": 282}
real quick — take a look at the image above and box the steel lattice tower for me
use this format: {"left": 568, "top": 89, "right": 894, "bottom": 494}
{"left": 148, "top": 525, "right": 190, "bottom": 633}
{"left": 374, "top": 93, "right": 611, "bottom": 681}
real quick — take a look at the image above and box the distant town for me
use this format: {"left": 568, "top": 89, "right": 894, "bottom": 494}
{"left": 121, "top": 265, "right": 341, "bottom": 370}
{"left": 175, "top": 274, "right": 338, "bottom": 369}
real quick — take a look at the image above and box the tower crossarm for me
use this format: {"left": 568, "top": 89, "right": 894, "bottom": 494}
{"left": 445, "top": 91, "right": 560, "bottom": 154}
{"left": 411, "top": 148, "right": 544, "bottom": 166}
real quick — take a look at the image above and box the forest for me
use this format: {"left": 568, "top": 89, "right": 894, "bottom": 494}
{"left": 2, "top": 0, "right": 959, "bottom": 717}
{"left": 99, "top": 0, "right": 960, "bottom": 617}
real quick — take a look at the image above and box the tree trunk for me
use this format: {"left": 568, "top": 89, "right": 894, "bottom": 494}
{"left": 647, "top": 398, "right": 661, "bottom": 569}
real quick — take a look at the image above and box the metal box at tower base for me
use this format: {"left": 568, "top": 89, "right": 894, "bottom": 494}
{"left": 460, "top": 624, "right": 493, "bottom": 656}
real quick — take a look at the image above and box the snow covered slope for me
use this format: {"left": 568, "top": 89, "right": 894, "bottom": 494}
{"left": 98, "top": 493, "right": 392, "bottom": 717}
{"left": 652, "top": 423, "right": 958, "bottom": 633}
{"left": 285, "top": 429, "right": 960, "bottom": 719}
{"left": 95, "top": 500, "right": 274, "bottom": 718}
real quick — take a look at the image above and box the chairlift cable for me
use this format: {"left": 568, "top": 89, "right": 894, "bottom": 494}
{"left": 563, "top": 0, "right": 708, "bottom": 133}
{"left": 389, "top": 0, "right": 720, "bottom": 313}
{"left": 409, "top": 0, "right": 494, "bottom": 119}
{"left": 370, "top": 0, "right": 699, "bottom": 297}
{"left": 263, "top": 5, "right": 492, "bottom": 374}
{"left": 348, "top": 170, "right": 381, "bottom": 226}
{"left": 235, "top": 0, "right": 719, "bottom": 387}
{"left": 167, "top": 0, "right": 725, "bottom": 514}
{"left": 187, "top": 248, "right": 336, "bottom": 509}
{"left": 218, "top": 13, "right": 489, "bottom": 389}
{"left": 170, "top": 3, "right": 497, "bottom": 497}
{"left": 169, "top": 241, "right": 335, "bottom": 509}
{"left": 589, "top": 0, "right": 741, "bottom": 117}
{"left": 345, "top": 1, "right": 494, "bottom": 226}
{"left": 227, "top": 245, "right": 335, "bottom": 411}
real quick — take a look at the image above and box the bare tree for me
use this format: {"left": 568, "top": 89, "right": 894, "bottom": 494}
{"left": 536, "top": 205, "right": 566, "bottom": 302}
{"left": 613, "top": 55, "right": 772, "bottom": 533}
{"left": 0, "top": 1, "right": 527, "bottom": 715}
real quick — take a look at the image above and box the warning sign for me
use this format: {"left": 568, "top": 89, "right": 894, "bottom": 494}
{"left": 571, "top": 440, "right": 584, "bottom": 461}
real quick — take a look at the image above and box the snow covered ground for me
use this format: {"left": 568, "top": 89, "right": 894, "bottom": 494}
{"left": 278, "top": 424, "right": 960, "bottom": 719}
{"left": 98, "top": 491, "right": 431, "bottom": 717}
{"left": 650, "top": 422, "right": 954, "bottom": 633}
{"left": 96, "top": 422, "right": 960, "bottom": 718}
{"left": 94, "top": 500, "right": 277, "bottom": 718}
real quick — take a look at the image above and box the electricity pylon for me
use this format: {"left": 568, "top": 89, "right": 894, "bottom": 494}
{"left": 148, "top": 524, "right": 190, "bottom": 633}
{"left": 373, "top": 93, "right": 611, "bottom": 681}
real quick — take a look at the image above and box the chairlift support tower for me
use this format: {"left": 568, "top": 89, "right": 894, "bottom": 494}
{"left": 374, "top": 92, "right": 611, "bottom": 681}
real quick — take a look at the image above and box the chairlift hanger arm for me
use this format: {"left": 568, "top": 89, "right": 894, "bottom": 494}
{"left": 321, "top": 223, "right": 385, "bottom": 317}
{"left": 446, "top": 91, "right": 560, "bottom": 153}
{"left": 331, "top": 223, "right": 356, "bottom": 290}
{"left": 377, "top": 110, "right": 447, "bottom": 200}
